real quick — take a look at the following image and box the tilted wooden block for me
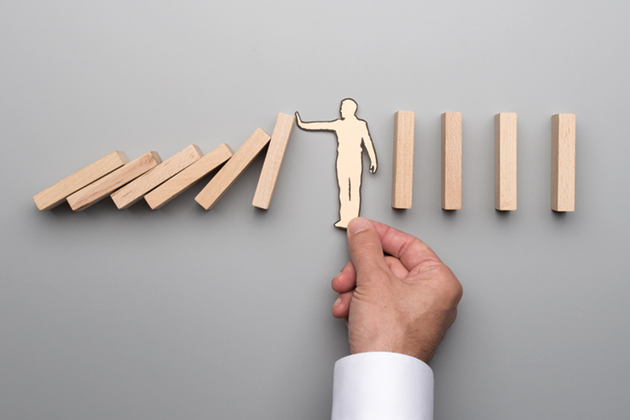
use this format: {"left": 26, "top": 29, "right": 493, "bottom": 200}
{"left": 495, "top": 113, "right": 517, "bottom": 211}
{"left": 195, "top": 128, "right": 271, "bottom": 210}
{"left": 552, "top": 114, "right": 576, "bottom": 212}
{"left": 33, "top": 151, "right": 128, "bottom": 210}
{"left": 111, "top": 145, "right": 202, "bottom": 209}
{"left": 67, "top": 152, "right": 161, "bottom": 211}
{"left": 252, "top": 113, "right": 295, "bottom": 210}
{"left": 145, "top": 143, "right": 234, "bottom": 210}
{"left": 392, "top": 111, "right": 415, "bottom": 209}
{"left": 442, "top": 112, "right": 462, "bottom": 210}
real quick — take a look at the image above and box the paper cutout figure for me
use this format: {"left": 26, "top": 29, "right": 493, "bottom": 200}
{"left": 295, "top": 98, "right": 378, "bottom": 229}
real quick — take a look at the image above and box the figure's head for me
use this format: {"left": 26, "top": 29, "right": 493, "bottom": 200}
{"left": 340, "top": 98, "right": 358, "bottom": 118}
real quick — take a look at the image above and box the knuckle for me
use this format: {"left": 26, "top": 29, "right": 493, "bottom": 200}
{"left": 442, "top": 275, "right": 463, "bottom": 304}
{"left": 430, "top": 264, "right": 463, "bottom": 304}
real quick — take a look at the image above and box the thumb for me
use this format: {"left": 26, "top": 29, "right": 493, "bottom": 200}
{"left": 347, "top": 218, "right": 387, "bottom": 280}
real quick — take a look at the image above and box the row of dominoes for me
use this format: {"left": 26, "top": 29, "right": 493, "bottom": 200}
{"left": 33, "top": 113, "right": 295, "bottom": 212}
{"left": 33, "top": 111, "right": 576, "bottom": 213}
{"left": 391, "top": 112, "right": 576, "bottom": 212}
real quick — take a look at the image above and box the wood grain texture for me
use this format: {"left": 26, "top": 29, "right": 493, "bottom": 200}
{"left": 441, "top": 112, "right": 462, "bottom": 210}
{"left": 392, "top": 111, "right": 415, "bottom": 209}
{"left": 195, "top": 128, "right": 270, "bottom": 210}
{"left": 252, "top": 113, "right": 295, "bottom": 210}
{"left": 111, "top": 145, "right": 202, "bottom": 209}
{"left": 145, "top": 143, "right": 233, "bottom": 210}
{"left": 67, "top": 152, "right": 161, "bottom": 211}
{"left": 33, "top": 151, "right": 128, "bottom": 210}
{"left": 552, "top": 114, "right": 576, "bottom": 212}
{"left": 495, "top": 113, "right": 517, "bottom": 211}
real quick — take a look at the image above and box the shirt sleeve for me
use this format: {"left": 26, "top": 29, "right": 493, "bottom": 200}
{"left": 331, "top": 352, "right": 434, "bottom": 420}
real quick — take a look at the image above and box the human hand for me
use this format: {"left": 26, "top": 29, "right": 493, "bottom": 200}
{"left": 295, "top": 111, "right": 303, "bottom": 127}
{"left": 369, "top": 161, "right": 377, "bottom": 174}
{"left": 331, "top": 218, "right": 462, "bottom": 364}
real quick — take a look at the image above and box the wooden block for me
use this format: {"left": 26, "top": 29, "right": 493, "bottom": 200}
{"left": 145, "top": 143, "right": 234, "bottom": 210}
{"left": 441, "top": 112, "right": 462, "bottom": 210}
{"left": 391, "top": 111, "right": 415, "bottom": 209}
{"left": 252, "top": 113, "right": 295, "bottom": 210}
{"left": 552, "top": 114, "right": 576, "bottom": 212}
{"left": 195, "top": 128, "right": 271, "bottom": 210}
{"left": 111, "top": 145, "right": 202, "bottom": 209}
{"left": 495, "top": 113, "right": 517, "bottom": 211}
{"left": 33, "top": 151, "right": 128, "bottom": 210}
{"left": 67, "top": 152, "right": 161, "bottom": 211}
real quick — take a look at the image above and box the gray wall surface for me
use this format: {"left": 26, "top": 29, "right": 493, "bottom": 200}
{"left": 2, "top": 1, "right": 629, "bottom": 419}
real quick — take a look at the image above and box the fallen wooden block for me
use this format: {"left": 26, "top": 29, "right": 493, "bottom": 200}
{"left": 33, "top": 151, "right": 128, "bottom": 210}
{"left": 67, "top": 152, "right": 161, "bottom": 211}
{"left": 495, "top": 113, "right": 517, "bottom": 211}
{"left": 442, "top": 112, "right": 462, "bottom": 210}
{"left": 111, "top": 145, "right": 202, "bottom": 209}
{"left": 195, "top": 128, "right": 271, "bottom": 210}
{"left": 392, "top": 111, "right": 415, "bottom": 209}
{"left": 552, "top": 114, "right": 576, "bottom": 212}
{"left": 252, "top": 113, "right": 295, "bottom": 210}
{"left": 145, "top": 143, "right": 234, "bottom": 210}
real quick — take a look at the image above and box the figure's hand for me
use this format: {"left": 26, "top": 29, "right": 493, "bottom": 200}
{"left": 331, "top": 218, "right": 462, "bottom": 364}
{"left": 369, "top": 161, "right": 377, "bottom": 174}
{"left": 295, "top": 111, "right": 303, "bottom": 128}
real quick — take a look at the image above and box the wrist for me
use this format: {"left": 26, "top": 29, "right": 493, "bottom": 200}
{"left": 349, "top": 328, "right": 436, "bottom": 364}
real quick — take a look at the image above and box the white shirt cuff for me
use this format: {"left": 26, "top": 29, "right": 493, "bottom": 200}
{"left": 331, "top": 352, "right": 434, "bottom": 420}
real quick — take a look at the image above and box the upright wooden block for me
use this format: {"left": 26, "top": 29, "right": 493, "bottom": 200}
{"left": 145, "top": 143, "right": 234, "bottom": 210}
{"left": 252, "top": 113, "right": 295, "bottom": 210}
{"left": 552, "top": 114, "right": 576, "bottom": 212}
{"left": 33, "top": 151, "right": 128, "bottom": 210}
{"left": 111, "top": 145, "right": 202, "bottom": 209}
{"left": 67, "top": 152, "right": 161, "bottom": 211}
{"left": 441, "top": 112, "right": 462, "bottom": 210}
{"left": 195, "top": 128, "right": 271, "bottom": 210}
{"left": 391, "top": 111, "right": 415, "bottom": 209}
{"left": 495, "top": 113, "right": 517, "bottom": 211}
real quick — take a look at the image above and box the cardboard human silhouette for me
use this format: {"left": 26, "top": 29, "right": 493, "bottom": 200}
{"left": 295, "top": 98, "right": 378, "bottom": 229}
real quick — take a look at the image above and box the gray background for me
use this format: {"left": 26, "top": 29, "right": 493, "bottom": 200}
{"left": 1, "top": 1, "right": 629, "bottom": 419}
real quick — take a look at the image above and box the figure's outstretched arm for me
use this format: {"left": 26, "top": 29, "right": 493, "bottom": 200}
{"left": 361, "top": 123, "right": 378, "bottom": 173}
{"left": 295, "top": 112, "right": 337, "bottom": 132}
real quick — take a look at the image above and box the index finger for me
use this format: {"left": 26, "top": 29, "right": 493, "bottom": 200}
{"left": 369, "top": 220, "right": 442, "bottom": 271}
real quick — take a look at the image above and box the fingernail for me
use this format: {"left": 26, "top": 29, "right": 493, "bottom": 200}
{"left": 333, "top": 297, "right": 342, "bottom": 307}
{"left": 348, "top": 217, "right": 370, "bottom": 236}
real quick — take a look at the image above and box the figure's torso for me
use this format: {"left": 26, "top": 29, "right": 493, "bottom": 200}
{"left": 333, "top": 119, "right": 367, "bottom": 157}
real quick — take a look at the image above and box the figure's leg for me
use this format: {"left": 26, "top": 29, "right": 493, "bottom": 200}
{"left": 335, "top": 169, "right": 351, "bottom": 228}
{"left": 346, "top": 171, "right": 362, "bottom": 222}
{"left": 335, "top": 164, "right": 361, "bottom": 229}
